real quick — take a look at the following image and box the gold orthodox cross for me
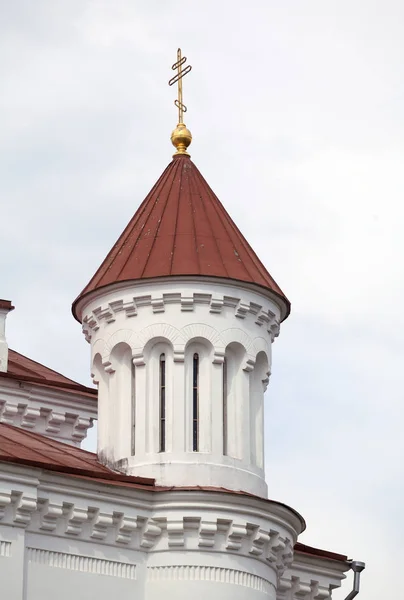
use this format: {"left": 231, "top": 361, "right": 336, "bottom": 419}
{"left": 169, "top": 48, "right": 192, "bottom": 124}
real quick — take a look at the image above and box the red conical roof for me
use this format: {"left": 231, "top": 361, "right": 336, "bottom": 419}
{"left": 73, "top": 155, "right": 289, "bottom": 320}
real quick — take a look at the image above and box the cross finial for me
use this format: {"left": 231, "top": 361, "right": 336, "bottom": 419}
{"left": 169, "top": 48, "right": 192, "bottom": 124}
{"left": 168, "top": 48, "right": 193, "bottom": 156}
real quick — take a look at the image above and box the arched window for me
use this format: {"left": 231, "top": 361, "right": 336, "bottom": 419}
{"left": 193, "top": 353, "right": 199, "bottom": 452}
{"left": 223, "top": 357, "right": 228, "bottom": 455}
{"left": 159, "top": 353, "right": 166, "bottom": 452}
{"left": 185, "top": 340, "right": 213, "bottom": 454}
{"left": 144, "top": 339, "right": 173, "bottom": 455}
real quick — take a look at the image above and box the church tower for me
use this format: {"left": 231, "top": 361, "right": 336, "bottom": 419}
{"left": 73, "top": 51, "right": 289, "bottom": 500}
{"left": 0, "top": 50, "right": 363, "bottom": 600}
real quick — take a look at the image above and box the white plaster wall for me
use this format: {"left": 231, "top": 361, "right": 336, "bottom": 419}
{"left": 0, "top": 463, "right": 349, "bottom": 600}
{"left": 81, "top": 277, "right": 278, "bottom": 497}
{"left": 24, "top": 535, "right": 145, "bottom": 600}
{"left": 0, "top": 463, "right": 311, "bottom": 600}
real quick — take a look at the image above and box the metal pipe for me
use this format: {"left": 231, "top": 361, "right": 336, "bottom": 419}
{"left": 344, "top": 560, "right": 366, "bottom": 600}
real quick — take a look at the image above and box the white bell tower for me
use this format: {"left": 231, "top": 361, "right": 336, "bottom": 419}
{"left": 68, "top": 55, "right": 363, "bottom": 600}
{"left": 75, "top": 277, "right": 283, "bottom": 498}
{"left": 73, "top": 153, "right": 289, "bottom": 499}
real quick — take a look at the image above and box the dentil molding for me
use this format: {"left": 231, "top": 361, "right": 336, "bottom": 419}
{"left": 82, "top": 290, "right": 280, "bottom": 344}
{"left": 0, "top": 380, "right": 96, "bottom": 445}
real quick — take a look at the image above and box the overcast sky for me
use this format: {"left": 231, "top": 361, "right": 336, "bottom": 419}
{"left": 1, "top": 2, "right": 403, "bottom": 598}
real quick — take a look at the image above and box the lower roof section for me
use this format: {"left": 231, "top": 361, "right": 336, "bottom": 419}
{"left": 0, "top": 422, "right": 348, "bottom": 566}
{"left": 0, "top": 422, "right": 153, "bottom": 487}
{"left": 4, "top": 349, "right": 97, "bottom": 397}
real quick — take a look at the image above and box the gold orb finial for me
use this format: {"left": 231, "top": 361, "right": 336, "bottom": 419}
{"left": 168, "top": 48, "right": 192, "bottom": 157}
{"left": 171, "top": 122, "right": 192, "bottom": 156}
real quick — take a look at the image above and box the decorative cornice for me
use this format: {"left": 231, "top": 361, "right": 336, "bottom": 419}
{"left": 277, "top": 576, "right": 332, "bottom": 599}
{"left": 0, "top": 399, "right": 93, "bottom": 443}
{"left": 0, "top": 468, "right": 350, "bottom": 596}
{"left": 278, "top": 551, "right": 348, "bottom": 600}
{"left": 0, "top": 480, "right": 295, "bottom": 577}
{"left": 0, "top": 490, "right": 36, "bottom": 526}
{"left": 83, "top": 290, "right": 280, "bottom": 345}
{"left": 75, "top": 275, "right": 288, "bottom": 323}
{"left": 0, "top": 379, "right": 95, "bottom": 445}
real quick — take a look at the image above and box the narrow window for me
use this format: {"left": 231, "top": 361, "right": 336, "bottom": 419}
{"left": 192, "top": 353, "right": 199, "bottom": 451}
{"left": 159, "top": 353, "right": 166, "bottom": 452}
{"left": 223, "top": 357, "right": 227, "bottom": 455}
{"left": 131, "top": 363, "right": 136, "bottom": 455}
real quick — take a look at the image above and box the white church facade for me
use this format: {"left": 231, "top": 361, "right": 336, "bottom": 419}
{"left": 0, "top": 76, "right": 364, "bottom": 599}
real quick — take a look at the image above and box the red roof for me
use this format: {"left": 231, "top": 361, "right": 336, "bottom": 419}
{"left": 0, "top": 423, "right": 346, "bottom": 564}
{"left": 1, "top": 349, "right": 97, "bottom": 397}
{"left": 294, "top": 542, "right": 348, "bottom": 563}
{"left": 0, "top": 422, "right": 153, "bottom": 487}
{"left": 73, "top": 155, "right": 289, "bottom": 321}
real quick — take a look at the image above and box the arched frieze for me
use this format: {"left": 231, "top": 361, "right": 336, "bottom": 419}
{"left": 131, "top": 323, "right": 187, "bottom": 366}
{"left": 136, "top": 323, "right": 185, "bottom": 348}
{"left": 221, "top": 336, "right": 255, "bottom": 373}
{"left": 107, "top": 341, "right": 133, "bottom": 373}
{"left": 221, "top": 328, "right": 253, "bottom": 355}
{"left": 181, "top": 323, "right": 224, "bottom": 358}
{"left": 91, "top": 338, "right": 108, "bottom": 367}
{"left": 142, "top": 335, "right": 174, "bottom": 360}
{"left": 104, "top": 329, "right": 135, "bottom": 361}
{"left": 251, "top": 337, "right": 270, "bottom": 362}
